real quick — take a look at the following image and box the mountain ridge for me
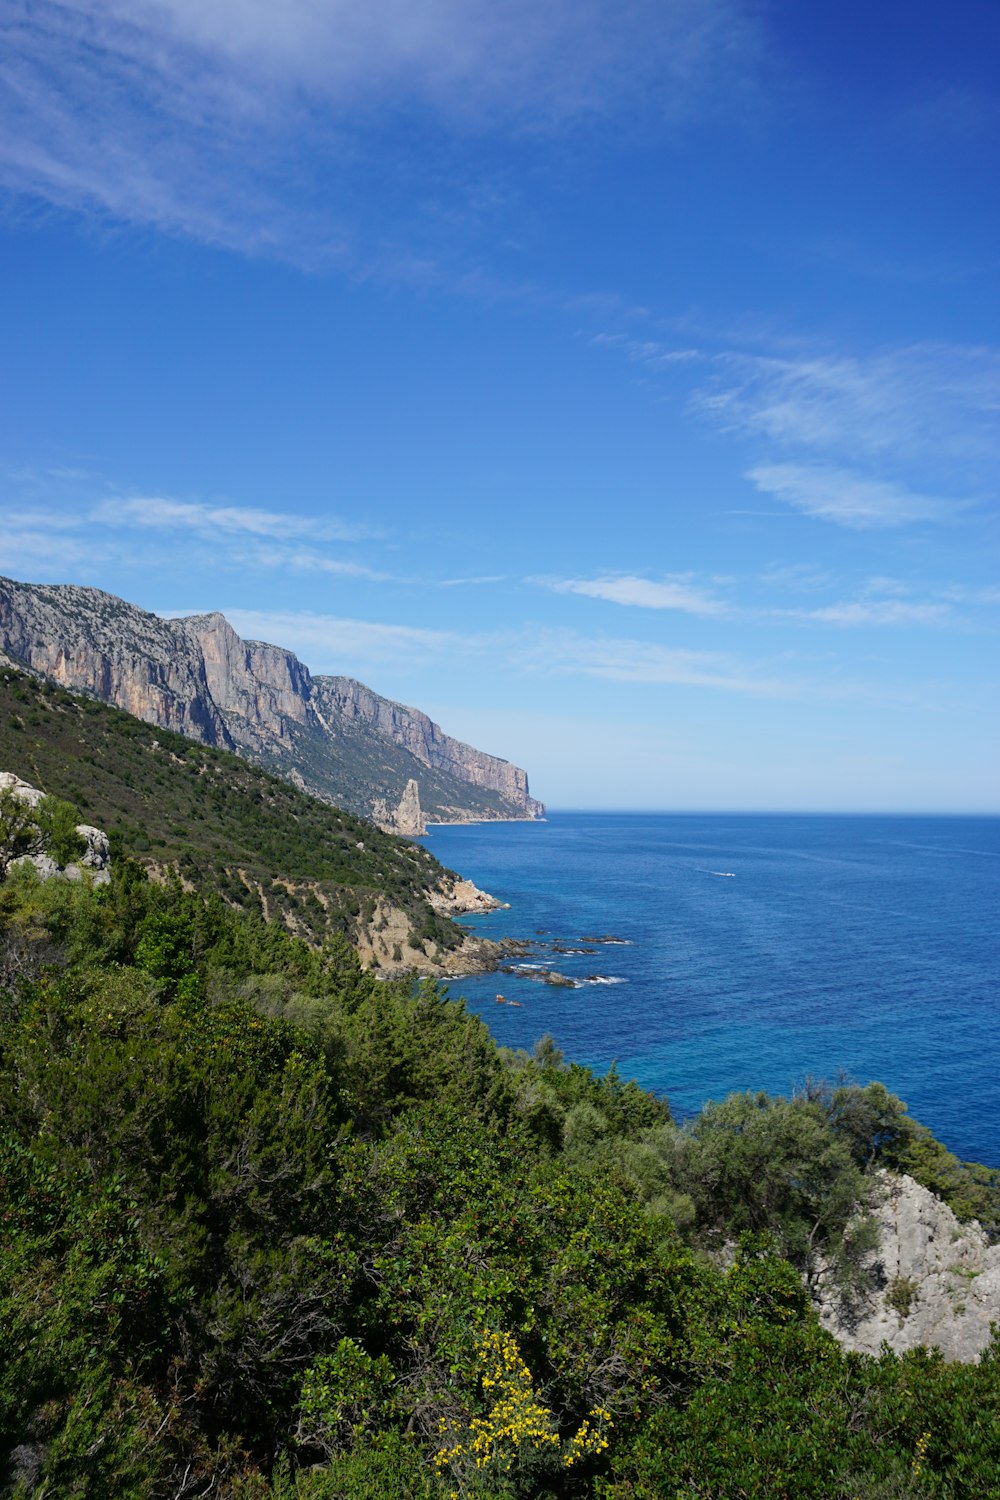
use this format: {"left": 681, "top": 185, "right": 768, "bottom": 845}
{"left": 0, "top": 575, "right": 544, "bottom": 832}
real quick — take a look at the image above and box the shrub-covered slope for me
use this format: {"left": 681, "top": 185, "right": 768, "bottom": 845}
{"left": 0, "top": 667, "right": 463, "bottom": 960}
{"left": 1, "top": 858, "right": 999, "bottom": 1499}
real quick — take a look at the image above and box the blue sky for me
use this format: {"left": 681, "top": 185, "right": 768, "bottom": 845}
{"left": 1, "top": 0, "right": 997, "bottom": 811}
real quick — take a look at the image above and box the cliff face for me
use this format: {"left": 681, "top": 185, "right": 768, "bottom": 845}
{"left": 0, "top": 582, "right": 231, "bottom": 745}
{"left": 315, "top": 678, "right": 545, "bottom": 817}
{"left": 815, "top": 1170, "right": 1000, "bottom": 1362}
{"left": 0, "top": 576, "right": 544, "bottom": 831}
{"left": 179, "top": 613, "right": 313, "bottom": 750}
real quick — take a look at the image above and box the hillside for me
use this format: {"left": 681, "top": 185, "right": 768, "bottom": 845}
{"left": 0, "top": 575, "right": 545, "bottom": 832}
{"left": 0, "top": 665, "right": 495, "bottom": 973}
{"left": 1, "top": 848, "right": 998, "bottom": 1497}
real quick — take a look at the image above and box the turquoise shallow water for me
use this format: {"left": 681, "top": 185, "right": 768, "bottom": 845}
{"left": 422, "top": 813, "right": 1000, "bottom": 1167}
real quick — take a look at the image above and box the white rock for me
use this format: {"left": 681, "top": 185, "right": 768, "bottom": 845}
{"left": 815, "top": 1169, "right": 1000, "bottom": 1363}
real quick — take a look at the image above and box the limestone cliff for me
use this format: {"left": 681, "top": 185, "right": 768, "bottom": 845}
{"left": 315, "top": 678, "right": 544, "bottom": 817}
{"left": 0, "top": 581, "right": 230, "bottom": 745}
{"left": 0, "top": 576, "right": 545, "bottom": 830}
{"left": 815, "top": 1170, "right": 1000, "bottom": 1362}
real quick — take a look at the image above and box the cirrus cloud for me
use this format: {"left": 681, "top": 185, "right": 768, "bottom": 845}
{"left": 698, "top": 342, "right": 1000, "bottom": 470}
{"left": 746, "top": 463, "right": 965, "bottom": 530}
{"left": 533, "top": 571, "right": 729, "bottom": 616}
{"left": 0, "top": 0, "right": 762, "bottom": 263}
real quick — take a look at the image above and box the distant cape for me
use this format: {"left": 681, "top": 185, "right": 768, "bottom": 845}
{"left": 0, "top": 575, "right": 545, "bottom": 834}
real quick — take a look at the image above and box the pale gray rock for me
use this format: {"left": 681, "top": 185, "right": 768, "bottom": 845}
{"left": 430, "top": 875, "right": 509, "bottom": 915}
{"left": 815, "top": 1170, "right": 1000, "bottom": 1362}
{"left": 315, "top": 677, "right": 545, "bottom": 816}
{"left": 0, "top": 771, "right": 44, "bottom": 808}
{"left": 372, "top": 778, "right": 425, "bottom": 836}
{"left": 179, "top": 612, "right": 312, "bottom": 748}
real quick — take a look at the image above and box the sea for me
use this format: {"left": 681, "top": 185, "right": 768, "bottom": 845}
{"left": 421, "top": 813, "right": 1000, "bottom": 1168}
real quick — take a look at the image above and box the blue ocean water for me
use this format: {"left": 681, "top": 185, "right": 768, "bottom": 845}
{"left": 423, "top": 813, "right": 1000, "bottom": 1167}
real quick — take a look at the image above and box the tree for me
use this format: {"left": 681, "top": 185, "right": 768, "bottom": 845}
{"left": 0, "top": 785, "right": 46, "bottom": 882}
{"left": 36, "top": 795, "right": 87, "bottom": 868}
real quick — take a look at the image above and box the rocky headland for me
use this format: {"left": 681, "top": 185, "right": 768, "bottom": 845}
{"left": 0, "top": 576, "right": 544, "bottom": 833}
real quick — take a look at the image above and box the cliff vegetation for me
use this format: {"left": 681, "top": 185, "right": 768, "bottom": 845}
{"left": 0, "top": 576, "right": 544, "bottom": 831}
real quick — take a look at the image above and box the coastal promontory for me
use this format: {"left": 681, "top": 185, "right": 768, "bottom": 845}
{"left": 0, "top": 575, "right": 544, "bottom": 833}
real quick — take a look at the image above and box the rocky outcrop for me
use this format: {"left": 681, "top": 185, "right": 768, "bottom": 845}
{"left": 430, "top": 875, "right": 509, "bottom": 916}
{"left": 0, "top": 772, "right": 111, "bottom": 886}
{"left": 352, "top": 896, "right": 502, "bottom": 978}
{"left": 815, "top": 1170, "right": 1000, "bottom": 1362}
{"left": 179, "top": 613, "right": 313, "bottom": 749}
{"left": 0, "top": 585, "right": 232, "bottom": 744}
{"left": 372, "top": 779, "right": 425, "bottom": 837}
{"left": 315, "top": 678, "right": 545, "bottom": 818}
{"left": 0, "top": 576, "right": 544, "bottom": 829}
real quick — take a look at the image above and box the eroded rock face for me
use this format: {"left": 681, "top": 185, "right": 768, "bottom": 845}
{"left": 0, "top": 576, "right": 545, "bottom": 827}
{"left": 815, "top": 1170, "right": 1000, "bottom": 1362}
{"left": 0, "top": 773, "right": 111, "bottom": 886}
{"left": 0, "top": 583, "right": 231, "bottom": 744}
{"left": 352, "top": 895, "right": 503, "bottom": 978}
{"left": 180, "top": 613, "right": 312, "bottom": 747}
{"left": 373, "top": 778, "right": 425, "bottom": 836}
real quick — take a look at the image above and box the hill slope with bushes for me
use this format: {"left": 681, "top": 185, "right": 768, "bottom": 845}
{"left": 0, "top": 666, "right": 469, "bottom": 967}
{"left": 1, "top": 840, "right": 999, "bottom": 1497}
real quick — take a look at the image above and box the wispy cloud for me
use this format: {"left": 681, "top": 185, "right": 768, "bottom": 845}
{"left": 533, "top": 571, "right": 729, "bottom": 616}
{"left": 747, "top": 463, "right": 962, "bottom": 529}
{"left": 1, "top": 488, "right": 391, "bottom": 581}
{"left": 210, "top": 608, "right": 482, "bottom": 671}
{"left": 697, "top": 342, "right": 1000, "bottom": 475}
{"left": 534, "top": 563, "right": 962, "bottom": 630}
{"left": 438, "top": 574, "right": 508, "bottom": 587}
{"left": 0, "top": 526, "right": 114, "bottom": 578}
{"left": 0, "top": 0, "right": 762, "bottom": 262}
{"left": 92, "top": 496, "right": 376, "bottom": 543}
{"left": 789, "top": 600, "right": 951, "bottom": 628}
{"left": 207, "top": 607, "right": 804, "bottom": 696}
{"left": 940, "top": 583, "right": 1000, "bottom": 607}
{"left": 517, "top": 629, "right": 799, "bottom": 695}
{"left": 589, "top": 327, "right": 999, "bottom": 532}
{"left": 589, "top": 333, "right": 703, "bottom": 370}
{"left": 88, "top": 496, "right": 391, "bottom": 577}
{"left": 276, "top": 549, "right": 389, "bottom": 581}
{"left": 757, "top": 562, "right": 838, "bottom": 594}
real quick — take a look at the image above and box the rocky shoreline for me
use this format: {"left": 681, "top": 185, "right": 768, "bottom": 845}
{"left": 361, "top": 872, "right": 634, "bottom": 984}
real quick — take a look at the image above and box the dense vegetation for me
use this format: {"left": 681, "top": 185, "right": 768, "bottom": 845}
{"left": 2, "top": 849, "right": 999, "bottom": 1498}
{"left": 0, "top": 668, "right": 461, "bottom": 955}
